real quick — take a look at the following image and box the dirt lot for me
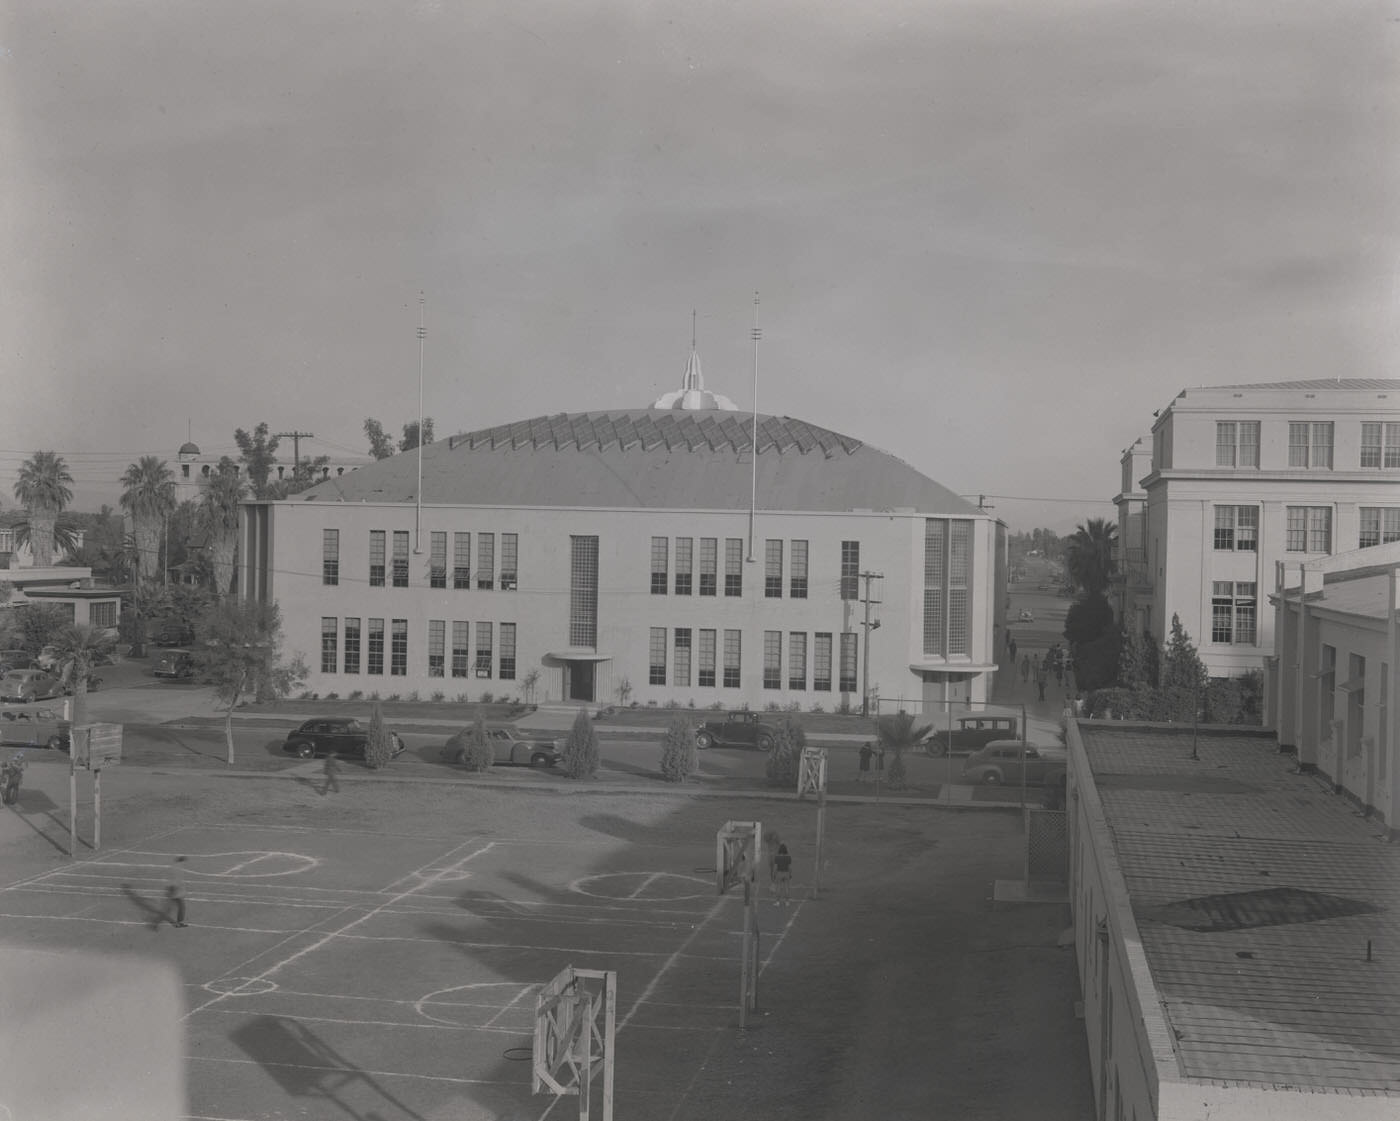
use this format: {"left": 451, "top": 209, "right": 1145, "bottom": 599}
{"left": 0, "top": 763, "right": 1093, "bottom": 1120}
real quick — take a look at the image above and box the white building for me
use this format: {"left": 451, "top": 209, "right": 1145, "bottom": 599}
{"left": 237, "top": 353, "right": 1007, "bottom": 709}
{"left": 173, "top": 439, "right": 370, "bottom": 505}
{"left": 1125, "top": 379, "right": 1400, "bottom": 676}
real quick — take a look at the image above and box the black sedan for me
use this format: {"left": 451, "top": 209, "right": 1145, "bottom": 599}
{"left": 282, "top": 717, "right": 405, "bottom": 760}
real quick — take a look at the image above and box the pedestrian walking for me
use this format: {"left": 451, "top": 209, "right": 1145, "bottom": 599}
{"left": 1020, "top": 655, "right": 1030, "bottom": 683}
{"left": 322, "top": 755, "right": 341, "bottom": 795}
{"left": 1036, "top": 672, "right": 1047, "bottom": 703}
{"left": 858, "top": 742, "right": 874, "bottom": 783}
{"left": 1009, "top": 637, "right": 1018, "bottom": 664}
{"left": 771, "top": 843, "right": 793, "bottom": 905}
{"left": 163, "top": 855, "right": 189, "bottom": 929}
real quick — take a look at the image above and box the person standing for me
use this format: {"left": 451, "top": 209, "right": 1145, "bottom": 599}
{"left": 771, "top": 843, "right": 793, "bottom": 905}
{"left": 1036, "top": 669, "right": 1048, "bottom": 703}
{"left": 858, "top": 742, "right": 874, "bottom": 783}
{"left": 323, "top": 754, "right": 341, "bottom": 795}
{"left": 1020, "top": 654, "right": 1030, "bottom": 684}
{"left": 1009, "top": 637, "right": 1018, "bottom": 664}
{"left": 164, "top": 856, "right": 189, "bottom": 928}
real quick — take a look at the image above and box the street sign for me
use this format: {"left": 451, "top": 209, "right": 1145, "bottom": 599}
{"left": 71, "top": 723, "right": 123, "bottom": 769}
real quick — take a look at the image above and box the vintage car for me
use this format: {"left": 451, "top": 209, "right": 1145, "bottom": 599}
{"left": 282, "top": 717, "right": 406, "bottom": 760}
{"left": 961, "top": 741, "right": 1067, "bottom": 787}
{"left": 0, "top": 705, "right": 70, "bottom": 751}
{"left": 0, "top": 669, "right": 67, "bottom": 703}
{"left": 923, "top": 713, "right": 1020, "bottom": 757}
{"left": 440, "top": 725, "right": 562, "bottom": 768}
{"left": 694, "top": 711, "right": 784, "bottom": 752}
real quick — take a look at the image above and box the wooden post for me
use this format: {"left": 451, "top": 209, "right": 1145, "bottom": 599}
{"left": 68, "top": 757, "right": 77, "bottom": 858}
{"left": 93, "top": 768, "right": 101, "bottom": 850}
{"left": 739, "top": 878, "right": 752, "bottom": 1028}
{"left": 814, "top": 786, "right": 826, "bottom": 897}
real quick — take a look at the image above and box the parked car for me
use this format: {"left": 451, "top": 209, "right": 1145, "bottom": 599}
{"left": 0, "top": 706, "right": 70, "bottom": 751}
{"left": 154, "top": 650, "right": 196, "bottom": 681}
{"left": 924, "top": 714, "right": 1020, "bottom": 757}
{"left": 36, "top": 645, "right": 59, "bottom": 671}
{"left": 961, "top": 741, "right": 1067, "bottom": 787}
{"left": 282, "top": 717, "right": 406, "bottom": 760}
{"left": 0, "top": 669, "right": 66, "bottom": 703}
{"left": 153, "top": 622, "right": 195, "bottom": 647}
{"left": 694, "top": 711, "right": 783, "bottom": 751}
{"left": 440, "top": 725, "right": 563, "bottom": 768}
{"left": 1018, "top": 609, "right": 1035, "bottom": 622}
{"left": 0, "top": 650, "right": 35, "bottom": 673}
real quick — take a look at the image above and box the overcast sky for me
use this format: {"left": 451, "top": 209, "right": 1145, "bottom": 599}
{"left": 2, "top": 1, "right": 1396, "bottom": 532}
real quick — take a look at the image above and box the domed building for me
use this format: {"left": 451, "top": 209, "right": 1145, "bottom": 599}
{"left": 239, "top": 351, "right": 1006, "bottom": 709}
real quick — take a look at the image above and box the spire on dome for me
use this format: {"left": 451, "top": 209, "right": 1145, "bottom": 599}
{"left": 651, "top": 312, "right": 739, "bottom": 411}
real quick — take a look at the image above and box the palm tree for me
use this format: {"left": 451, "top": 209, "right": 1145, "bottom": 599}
{"left": 876, "top": 710, "right": 933, "bottom": 790}
{"left": 50, "top": 623, "right": 115, "bottom": 728}
{"left": 1065, "top": 518, "right": 1118, "bottom": 599}
{"left": 13, "top": 451, "right": 74, "bottom": 566}
{"left": 198, "top": 459, "right": 245, "bottom": 597}
{"left": 120, "top": 456, "right": 177, "bottom": 586}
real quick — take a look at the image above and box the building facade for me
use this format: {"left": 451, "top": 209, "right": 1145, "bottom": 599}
{"left": 173, "top": 439, "right": 370, "bottom": 505}
{"left": 238, "top": 370, "right": 1006, "bottom": 710}
{"left": 1123, "top": 379, "right": 1400, "bottom": 676}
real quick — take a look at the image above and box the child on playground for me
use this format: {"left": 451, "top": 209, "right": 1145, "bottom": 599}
{"left": 772, "top": 843, "right": 793, "bottom": 905}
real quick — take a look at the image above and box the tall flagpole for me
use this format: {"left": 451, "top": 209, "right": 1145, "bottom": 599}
{"left": 414, "top": 293, "right": 425, "bottom": 554}
{"left": 747, "top": 292, "right": 761, "bottom": 563}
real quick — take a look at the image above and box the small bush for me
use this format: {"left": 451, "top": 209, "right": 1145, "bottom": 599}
{"left": 660, "top": 716, "right": 699, "bottom": 782}
{"left": 687, "top": 699, "right": 696, "bottom": 708}
{"left": 665, "top": 698, "right": 680, "bottom": 709}
{"left": 809, "top": 703, "right": 825, "bottom": 714}
{"left": 349, "top": 690, "right": 363, "bottom": 701}
{"left": 646, "top": 699, "right": 658, "bottom": 707}
{"left": 786, "top": 700, "right": 802, "bottom": 712}
{"left": 364, "top": 704, "right": 394, "bottom": 770}
{"left": 481, "top": 691, "right": 494, "bottom": 704}
{"left": 765, "top": 717, "right": 806, "bottom": 787}
{"left": 443, "top": 713, "right": 493, "bottom": 771}
{"left": 562, "top": 709, "right": 600, "bottom": 779}
{"left": 407, "top": 691, "right": 420, "bottom": 702}
{"left": 369, "top": 692, "right": 381, "bottom": 702}
{"left": 325, "top": 692, "right": 339, "bottom": 700}
{"left": 431, "top": 691, "right": 445, "bottom": 703}
{"left": 386, "top": 693, "right": 401, "bottom": 702}
{"left": 454, "top": 692, "right": 470, "bottom": 704}
{"left": 708, "top": 701, "right": 725, "bottom": 711}
{"left": 765, "top": 701, "right": 782, "bottom": 712}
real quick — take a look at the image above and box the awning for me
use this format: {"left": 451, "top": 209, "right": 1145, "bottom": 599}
{"left": 545, "top": 649, "right": 613, "bottom": 663}
{"left": 1338, "top": 675, "right": 1367, "bottom": 693}
{"left": 907, "top": 663, "right": 999, "bottom": 676}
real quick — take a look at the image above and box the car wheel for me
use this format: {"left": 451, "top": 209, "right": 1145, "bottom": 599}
{"left": 756, "top": 734, "right": 774, "bottom": 752}
{"left": 292, "top": 742, "right": 315, "bottom": 759}
{"left": 982, "top": 770, "right": 1003, "bottom": 785}
{"left": 926, "top": 740, "right": 947, "bottom": 758}
{"left": 531, "top": 752, "right": 551, "bottom": 768}
{"left": 695, "top": 731, "right": 714, "bottom": 750}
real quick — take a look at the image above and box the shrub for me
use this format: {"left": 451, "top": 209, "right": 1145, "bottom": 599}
{"left": 765, "top": 717, "right": 806, "bottom": 787}
{"left": 349, "top": 690, "right": 363, "bottom": 701}
{"left": 431, "top": 691, "right": 445, "bottom": 703}
{"left": 407, "top": 691, "right": 420, "bottom": 702}
{"left": 481, "top": 691, "right": 494, "bottom": 704}
{"left": 364, "top": 704, "right": 394, "bottom": 770}
{"left": 765, "top": 701, "right": 782, "bottom": 712}
{"left": 443, "top": 713, "right": 494, "bottom": 771}
{"left": 561, "top": 709, "right": 600, "bottom": 779}
{"left": 454, "top": 692, "right": 470, "bottom": 704}
{"left": 809, "top": 702, "right": 825, "bottom": 714}
{"left": 386, "top": 693, "right": 401, "bottom": 702}
{"left": 369, "top": 692, "right": 381, "bottom": 701}
{"left": 325, "top": 692, "right": 339, "bottom": 700}
{"left": 708, "top": 701, "right": 725, "bottom": 711}
{"left": 660, "top": 716, "right": 699, "bottom": 782}
{"left": 786, "top": 700, "right": 802, "bottom": 712}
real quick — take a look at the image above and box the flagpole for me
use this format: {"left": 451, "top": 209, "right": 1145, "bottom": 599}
{"left": 414, "top": 293, "right": 425, "bottom": 554}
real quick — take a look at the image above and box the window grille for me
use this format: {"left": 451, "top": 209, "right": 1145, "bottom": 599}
{"left": 813, "top": 633, "right": 832, "bottom": 691}
{"left": 451, "top": 621, "right": 470, "bottom": 678}
{"left": 723, "top": 629, "right": 741, "bottom": 688}
{"left": 651, "top": 537, "right": 668, "bottom": 595}
{"left": 500, "top": 534, "right": 518, "bottom": 591}
{"left": 675, "top": 537, "right": 693, "bottom": 595}
{"left": 698, "top": 629, "right": 716, "bottom": 687}
{"left": 343, "top": 617, "right": 361, "bottom": 674}
{"left": 475, "top": 622, "right": 492, "bottom": 677}
{"left": 321, "top": 617, "right": 337, "bottom": 673}
{"left": 368, "top": 618, "right": 384, "bottom": 675}
{"left": 724, "top": 538, "right": 743, "bottom": 596}
{"left": 763, "top": 630, "right": 781, "bottom": 689}
{"left": 499, "top": 623, "right": 516, "bottom": 680}
{"left": 477, "top": 533, "right": 494, "bottom": 590}
{"left": 428, "top": 620, "right": 445, "bottom": 677}
{"left": 649, "top": 627, "right": 667, "bottom": 685}
{"left": 789, "top": 540, "right": 808, "bottom": 598}
{"left": 765, "top": 540, "right": 783, "bottom": 598}
{"left": 453, "top": 532, "right": 471, "bottom": 589}
{"left": 673, "top": 627, "right": 691, "bottom": 687}
{"left": 323, "top": 529, "right": 339, "bottom": 586}
{"left": 369, "top": 531, "right": 385, "bottom": 587}
{"left": 392, "top": 532, "right": 409, "bottom": 587}
{"left": 788, "top": 632, "right": 806, "bottom": 690}
{"left": 429, "top": 532, "right": 447, "bottom": 589}
{"left": 699, "top": 538, "right": 717, "bottom": 596}
{"left": 569, "top": 537, "right": 598, "bottom": 647}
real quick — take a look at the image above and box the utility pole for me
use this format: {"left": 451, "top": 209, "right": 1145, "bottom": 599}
{"left": 860, "top": 570, "right": 883, "bottom": 718}
{"left": 275, "top": 431, "right": 315, "bottom": 481}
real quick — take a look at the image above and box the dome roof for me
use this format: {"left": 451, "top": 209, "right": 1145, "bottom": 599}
{"left": 178, "top": 441, "right": 201, "bottom": 456}
{"left": 651, "top": 347, "right": 738, "bottom": 411}
{"left": 293, "top": 410, "right": 977, "bottom": 516}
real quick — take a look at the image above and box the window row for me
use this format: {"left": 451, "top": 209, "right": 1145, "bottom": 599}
{"left": 321, "top": 531, "right": 518, "bottom": 591}
{"left": 1212, "top": 505, "right": 1400, "bottom": 553}
{"left": 648, "top": 537, "right": 844, "bottom": 600}
{"left": 647, "top": 627, "right": 858, "bottom": 692}
{"left": 1215, "top": 420, "right": 1400, "bottom": 469}
{"left": 319, "top": 618, "right": 517, "bottom": 680}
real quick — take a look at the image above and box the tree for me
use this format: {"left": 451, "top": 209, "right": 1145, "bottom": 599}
{"left": 120, "top": 456, "right": 177, "bottom": 586}
{"left": 365, "top": 704, "right": 394, "bottom": 769}
{"left": 1116, "top": 626, "right": 1153, "bottom": 690}
{"left": 765, "top": 716, "right": 808, "bottom": 787}
{"left": 876, "top": 710, "right": 932, "bottom": 790}
{"left": 521, "top": 668, "right": 541, "bottom": 706}
{"left": 1158, "top": 614, "right": 1209, "bottom": 722}
{"left": 444, "top": 713, "right": 493, "bottom": 771}
{"left": 68, "top": 506, "right": 135, "bottom": 585}
{"left": 11, "top": 603, "right": 69, "bottom": 653}
{"left": 197, "top": 597, "right": 306, "bottom": 764}
{"left": 561, "top": 708, "right": 600, "bottom": 778}
{"left": 11, "top": 518, "right": 81, "bottom": 564}
{"left": 49, "top": 623, "right": 116, "bottom": 728}
{"left": 13, "top": 451, "right": 74, "bottom": 566}
{"left": 399, "top": 418, "right": 434, "bottom": 452}
{"left": 234, "top": 423, "right": 280, "bottom": 499}
{"left": 1064, "top": 518, "right": 1118, "bottom": 598}
{"left": 660, "top": 716, "right": 699, "bottom": 782}
{"left": 364, "top": 419, "right": 395, "bottom": 460}
{"left": 197, "top": 458, "right": 246, "bottom": 597}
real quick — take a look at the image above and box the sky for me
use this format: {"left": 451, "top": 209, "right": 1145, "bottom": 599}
{"left": 2, "top": 0, "right": 1397, "bottom": 533}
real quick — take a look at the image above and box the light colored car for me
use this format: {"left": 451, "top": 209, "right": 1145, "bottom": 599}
{"left": 0, "top": 669, "right": 67, "bottom": 703}
{"left": 36, "top": 645, "right": 59, "bottom": 671}
{"left": 0, "top": 706, "right": 70, "bottom": 750}
{"left": 1018, "top": 609, "right": 1035, "bottom": 622}
{"left": 961, "top": 740, "right": 1066, "bottom": 787}
{"left": 441, "top": 725, "right": 562, "bottom": 768}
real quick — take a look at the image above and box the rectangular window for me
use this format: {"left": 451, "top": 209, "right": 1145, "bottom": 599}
{"left": 1213, "top": 505, "right": 1258, "bottom": 551}
{"left": 369, "top": 531, "right": 386, "bottom": 587}
{"left": 1286, "top": 506, "right": 1331, "bottom": 552}
{"left": 723, "top": 629, "right": 741, "bottom": 688}
{"left": 390, "top": 618, "right": 407, "bottom": 676}
{"left": 1288, "top": 421, "right": 1334, "bottom": 468}
{"left": 1361, "top": 422, "right": 1400, "bottom": 468}
{"left": 499, "top": 623, "right": 516, "bottom": 680}
{"left": 451, "top": 621, "right": 470, "bottom": 678}
{"left": 840, "top": 541, "right": 860, "bottom": 600}
{"left": 323, "top": 529, "right": 340, "bottom": 586}
{"left": 1346, "top": 654, "right": 1365, "bottom": 759}
{"left": 500, "top": 534, "right": 518, "bottom": 591}
{"left": 765, "top": 540, "right": 783, "bottom": 598}
{"left": 699, "top": 538, "right": 718, "bottom": 596}
{"left": 651, "top": 537, "right": 669, "bottom": 595}
{"left": 839, "top": 632, "right": 858, "bottom": 693}
{"left": 788, "top": 632, "right": 807, "bottom": 691}
{"left": 569, "top": 537, "right": 599, "bottom": 647}
{"left": 428, "top": 620, "right": 445, "bottom": 677}
{"left": 649, "top": 627, "right": 667, "bottom": 685}
{"left": 1319, "top": 644, "right": 1336, "bottom": 738}
{"left": 477, "top": 533, "right": 494, "bottom": 590}
{"left": 675, "top": 537, "right": 693, "bottom": 595}
{"left": 392, "top": 531, "right": 409, "bottom": 587}
{"left": 1214, "top": 420, "right": 1260, "bottom": 467}
{"left": 343, "top": 617, "right": 361, "bottom": 675}
{"left": 1360, "top": 508, "right": 1400, "bottom": 548}
{"left": 924, "top": 519, "right": 946, "bottom": 655}
{"left": 453, "top": 532, "right": 471, "bottom": 589}
{"left": 475, "top": 622, "right": 492, "bottom": 677}
{"left": 321, "top": 617, "right": 337, "bottom": 673}
{"left": 763, "top": 630, "right": 782, "bottom": 689}
{"left": 813, "top": 633, "right": 833, "bottom": 692}
{"left": 91, "top": 601, "right": 117, "bottom": 628}
{"left": 725, "top": 538, "right": 743, "bottom": 596}
{"left": 948, "top": 521, "right": 971, "bottom": 655}
{"left": 790, "top": 540, "right": 808, "bottom": 599}
{"left": 698, "top": 629, "right": 716, "bottom": 687}
{"left": 673, "top": 627, "right": 691, "bottom": 687}
{"left": 429, "top": 532, "right": 447, "bottom": 588}
{"left": 367, "top": 618, "right": 384, "bottom": 675}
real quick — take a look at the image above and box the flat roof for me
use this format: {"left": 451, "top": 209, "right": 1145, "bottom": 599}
{"left": 1079, "top": 725, "right": 1400, "bottom": 1094}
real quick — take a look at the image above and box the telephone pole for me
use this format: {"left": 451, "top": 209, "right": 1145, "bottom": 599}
{"left": 860, "top": 570, "right": 883, "bottom": 718}
{"left": 275, "top": 431, "right": 315, "bottom": 480}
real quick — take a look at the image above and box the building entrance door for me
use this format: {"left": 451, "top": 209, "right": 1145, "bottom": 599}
{"left": 569, "top": 662, "right": 595, "bottom": 702}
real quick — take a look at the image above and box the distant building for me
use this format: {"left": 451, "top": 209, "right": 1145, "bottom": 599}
{"left": 173, "top": 438, "right": 370, "bottom": 505}
{"left": 0, "top": 567, "right": 121, "bottom": 636}
{"left": 238, "top": 345, "right": 1007, "bottom": 708}
{"left": 1118, "top": 379, "right": 1400, "bottom": 676}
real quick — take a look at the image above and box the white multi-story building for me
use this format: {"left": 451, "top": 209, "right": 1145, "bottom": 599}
{"left": 1121, "top": 379, "right": 1400, "bottom": 676}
